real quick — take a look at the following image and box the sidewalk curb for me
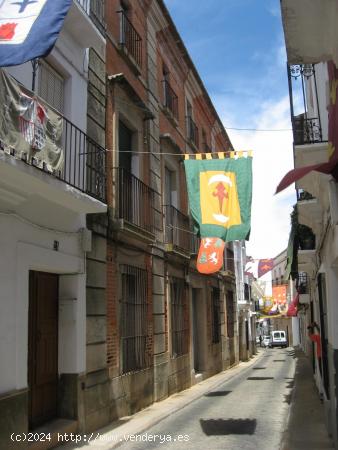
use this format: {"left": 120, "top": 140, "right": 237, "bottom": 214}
{"left": 62, "top": 350, "right": 266, "bottom": 449}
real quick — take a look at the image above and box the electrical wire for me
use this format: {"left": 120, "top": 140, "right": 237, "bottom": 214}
{"left": 104, "top": 148, "right": 252, "bottom": 156}
{"left": 113, "top": 96, "right": 292, "bottom": 133}
{"left": 224, "top": 126, "right": 292, "bottom": 132}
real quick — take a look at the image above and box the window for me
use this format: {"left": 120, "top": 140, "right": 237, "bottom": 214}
{"left": 162, "top": 65, "right": 178, "bottom": 119}
{"left": 120, "top": 265, "right": 148, "bottom": 373}
{"left": 225, "top": 247, "right": 235, "bottom": 273}
{"left": 211, "top": 288, "right": 221, "bottom": 344}
{"left": 244, "top": 283, "right": 250, "bottom": 301}
{"left": 226, "top": 290, "right": 235, "bottom": 338}
{"left": 202, "top": 129, "right": 210, "bottom": 152}
{"left": 164, "top": 166, "right": 177, "bottom": 207}
{"left": 170, "top": 278, "right": 188, "bottom": 357}
{"left": 38, "top": 61, "right": 64, "bottom": 113}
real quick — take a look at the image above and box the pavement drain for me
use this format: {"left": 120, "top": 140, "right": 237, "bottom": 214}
{"left": 200, "top": 418, "right": 257, "bottom": 436}
{"left": 273, "top": 359, "right": 286, "bottom": 362}
{"left": 247, "top": 377, "right": 274, "bottom": 380}
{"left": 204, "top": 390, "right": 232, "bottom": 397}
{"left": 252, "top": 367, "right": 267, "bottom": 370}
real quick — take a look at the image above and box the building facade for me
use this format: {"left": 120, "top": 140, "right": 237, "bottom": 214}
{"left": 281, "top": 0, "right": 338, "bottom": 445}
{"left": 102, "top": 0, "right": 239, "bottom": 426}
{"left": 0, "top": 1, "right": 107, "bottom": 447}
{"left": 233, "top": 241, "right": 256, "bottom": 360}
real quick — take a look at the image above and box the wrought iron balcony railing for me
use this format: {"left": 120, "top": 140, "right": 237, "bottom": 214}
{"left": 11, "top": 115, "right": 107, "bottom": 203}
{"left": 297, "top": 272, "right": 309, "bottom": 294}
{"left": 287, "top": 64, "right": 327, "bottom": 146}
{"left": 115, "top": 167, "right": 158, "bottom": 234}
{"left": 297, "top": 189, "right": 315, "bottom": 201}
{"left": 75, "top": 0, "right": 106, "bottom": 35}
{"left": 293, "top": 115, "right": 323, "bottom": 145}
{"left": 164, "top": 205, "right": 191, "bottom": 253}
{"left": 163, "top": 80, "right": 178, "bottom": 120}
{"left": 118, "top": 10, "right": 142, "bottom": 68}
{"left": 186, "top": 116, "right": 199, "bottom": 148}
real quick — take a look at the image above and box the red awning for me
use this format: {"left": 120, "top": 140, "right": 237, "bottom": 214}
{"left": 275, "top": 159, "right": 338, "bottom": 194}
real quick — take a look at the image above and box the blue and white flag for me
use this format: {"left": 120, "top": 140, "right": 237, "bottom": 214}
{"left": 0, "top": 0, "right": 72, "bottom": 67}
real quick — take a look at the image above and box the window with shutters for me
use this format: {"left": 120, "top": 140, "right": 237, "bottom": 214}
{"left": 38, "top": 61, "right": 65, "bottom": 113}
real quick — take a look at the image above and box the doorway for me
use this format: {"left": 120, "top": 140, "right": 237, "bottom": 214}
{"left": 28, "top": 271, "right": 59, "bottom": 429}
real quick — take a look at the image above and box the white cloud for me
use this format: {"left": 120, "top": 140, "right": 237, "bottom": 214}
{"left": 219, "top": 96, "right": 296, "bottom": 259}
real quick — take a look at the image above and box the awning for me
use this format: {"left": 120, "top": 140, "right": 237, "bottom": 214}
{"left": 276, "top": 159, "right": 338, "bottom": 194}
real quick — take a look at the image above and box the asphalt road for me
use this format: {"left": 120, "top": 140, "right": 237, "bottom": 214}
{"left": 115, "top": 348, "right": 296, "bottom": 450}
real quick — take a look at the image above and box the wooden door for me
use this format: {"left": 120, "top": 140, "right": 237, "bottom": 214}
{"left": 28, "top": 271, "right": 59, "bottom": 429}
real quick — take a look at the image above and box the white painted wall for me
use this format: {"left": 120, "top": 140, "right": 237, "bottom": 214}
{"left": 6, "top": 23, "right": 89, "bottom": 132}
{"left": 0, "top": 213, "right": 86, "bottom": 394}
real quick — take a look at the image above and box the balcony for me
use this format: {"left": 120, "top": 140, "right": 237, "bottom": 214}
{"left": 288, "top": 64, "right": 328, "bottom": 158}
{"left": 297, "top": 192, "right": 322, "bottom": 236}
{"left": 0, "top": 103, "right": 106, "bottom": 215}
{"left": 163, "top": 80, "right": 178, "bottom": 121}
{"left": 75, "top": 0, "right": 106, "bottom": 36}
{"left": 63, "top": 0, "right": 106, "bottom": 55}
{"left": 186, "top": 116, "right": 199, "bottom": 149}
{"left": 164, "top": 205, "right": 191, "bottom": 255}
{"left": 118, "top": 10, "right": 142, "bottom": 69}
{"left": 113, "top": 168, "right": 158, "bottom": 238}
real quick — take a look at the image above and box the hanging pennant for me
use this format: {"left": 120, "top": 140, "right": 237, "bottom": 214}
{"left": 184, "top": 152, "right": 253, "bottom": 274}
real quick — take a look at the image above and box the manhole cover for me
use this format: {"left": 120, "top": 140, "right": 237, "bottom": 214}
{"left": 204, "top": 390, "right": 231, "bottom": 397}
{"left": 200, "top": 418, "right": 257, "bottom": 435}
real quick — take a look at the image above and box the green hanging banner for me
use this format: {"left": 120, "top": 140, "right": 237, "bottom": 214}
{"left": 184, "top": 152, "right": 253, "bottom": 274}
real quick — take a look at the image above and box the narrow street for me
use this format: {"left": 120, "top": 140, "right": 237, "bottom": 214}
{"left": 116, "top": 348, "right": 294, "bottom": 450}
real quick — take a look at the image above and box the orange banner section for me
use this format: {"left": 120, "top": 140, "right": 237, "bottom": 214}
{"left": 197, "top": 237, "right": 225, "bottom": 274}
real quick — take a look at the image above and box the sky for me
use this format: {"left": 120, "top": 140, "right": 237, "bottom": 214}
{"left": 165, "top": 0, "right": 296, "bottom": 260}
